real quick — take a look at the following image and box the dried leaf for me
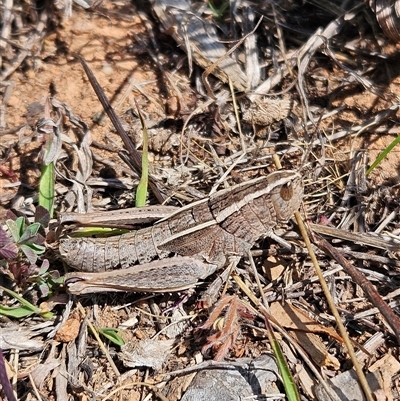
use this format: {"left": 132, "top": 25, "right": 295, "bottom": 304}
{"left": 270, "top": 302, "right": 341, "bottom": 369}
{"left": 270, "top": 302, "right": 343, "bottom": 342}
{"left": 31, "top": 359, "right": 61, "bottom": 389}
{"left": 0, "top": 324, "right": 44, "bottom": 351}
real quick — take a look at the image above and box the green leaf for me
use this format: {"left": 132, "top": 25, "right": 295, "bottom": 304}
{"left": 38, "top": 282, "right": 50, "bottom": 298}
{"left": 38, "top": 259, "right": 50, "bottom": 275}
{"left": 97, "top": 327, "right": 125, "bottom": 347}
{"left": 0, "top": 286, "right": 39, "bottom": 314}
{"left": 19, "top": 244, "right": 39, "bottom": 265}
{"left": 0, "top": 305, "right": 37, "bottom": 318}
{"left": 26, "top": 242, "right": 46, "bottom": 254}
{"left": 0, "top": 286, "right": 53, "bottom": 319}
{"left": 15, "top": 217, "right": 25, "bottom": 237}
{"left": 6, "top": 217, "right": 25, "bottom": 242}
{"left": 39, "top": 310, "right": 54, "bottom": 319}
{"left": 135, "top": 100, "right": 149, "bottom": 208}
{"left": 51, "top": 275, "right": 64, "bottom": 285}
{"left": 39, "top": 162, "right": 55, "bottom": 218}
{"left": 18, "top": 222, "right": 41, "bottom": 243}
{"left": 34, "top": 268, "right": 63, "bottom": 298}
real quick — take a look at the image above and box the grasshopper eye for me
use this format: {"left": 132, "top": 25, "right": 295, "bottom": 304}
{"left": 280, "top": 182, "right": 293, "bottom": 201}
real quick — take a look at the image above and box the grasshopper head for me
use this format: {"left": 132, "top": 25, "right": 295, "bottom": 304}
{"left": 267, "top": 170, "right": 303, "bottom": 222}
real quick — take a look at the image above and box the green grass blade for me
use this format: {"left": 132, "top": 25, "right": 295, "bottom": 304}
{"left": 0, "top": 286, "right": 38, "bottom": 311}
{"left": 39, "top": 161, "right": 55, "bottom": 217}
{"left": 366, "top": 135, "right": 400, "bottom": 175}
{"left": 134, "top": 100, "right": 149, "bottom": 208}
{"left": 263, "top": 314, "right": 300, "bottom": 401}
{"left": 208, "top": 0, "right": 229, "bottom": 18}
{"left": 269, "top": 329, "right": 300, "bottom": 401}
{"left": 0, "top": 286, "right": 53, "bottom": 319}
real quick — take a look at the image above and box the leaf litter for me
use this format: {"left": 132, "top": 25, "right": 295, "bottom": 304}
{"left": 1, "top": 0, "right": 400, "bottom": 400}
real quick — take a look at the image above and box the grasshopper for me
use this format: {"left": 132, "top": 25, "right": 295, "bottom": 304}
{"left": 60, "top": 170, "right": 303, "bottom": 294}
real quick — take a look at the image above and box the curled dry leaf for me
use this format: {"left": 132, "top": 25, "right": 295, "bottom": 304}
{"left": 31, "top": 359, "right": 61, "bottom": 390}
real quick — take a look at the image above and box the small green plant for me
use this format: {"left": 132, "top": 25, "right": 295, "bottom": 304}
{"left": 96, "top": 327, "right": 125, "bottom": 347}
{"left": 29, "top": 259, "right": 63, "bottom": 298}
{"left": 37, "top": 114, "right": 61, "bottom": 219}
{"left": 0, "top": 207, "right": 62, "bottom": 298}
{"left": 5, "top": 215, "right": 46, "bottom": 265}
{"left": 207, "top": 0, "right": 229, "bottom": 19}
{"left": 134, "top": 100, "right": 149, "bottom": 208}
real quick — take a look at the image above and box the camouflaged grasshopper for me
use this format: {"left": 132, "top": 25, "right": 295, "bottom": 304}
{"left": 60, "top": 170, "right": 303, "bottom": 294}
